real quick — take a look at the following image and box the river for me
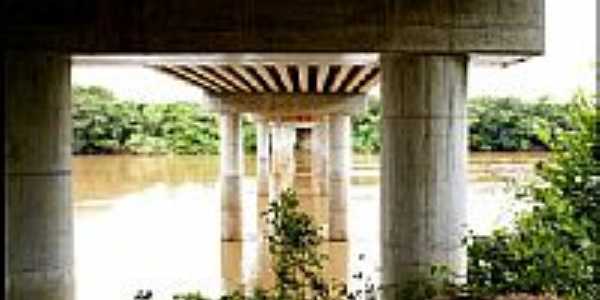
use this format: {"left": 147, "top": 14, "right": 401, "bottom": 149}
{"left": 72, "top": 152, "right": 547, "bottom": 300}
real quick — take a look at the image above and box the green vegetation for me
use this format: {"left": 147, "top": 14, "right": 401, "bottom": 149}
{"left": 174, "top": 189, "right": 352, "bottom": 300}
{"left": 465, "top": 93, "right": 600, "bottom": 300}
{"left": 73, "top": 85, "right": 573, "bottom": 155}
{"left": 351, "top": 96, "right": 381, "bottom": 154}
{"left": 350, "top": 96, "right": 572, "bottom": 153}
{"left": 467, "top": 96, "right": 570, "bottom": 151}
{"left": 72, "top": 85, "right": 255, "bottom": 155}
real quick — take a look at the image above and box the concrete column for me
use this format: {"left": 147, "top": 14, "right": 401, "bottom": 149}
{"left": 285, "top": 124, "right": 296, "bottom": 176}
{"left": 328, "top": 114, "right": 351, "bottom": 241}
{"left": 380, "top": 54, "right": 468, "bottom": 294}
{"left": 311, "top": 120, "right": 329, "bottom": 196}
{"left": 5, "top": 52, "right": 74, "bottom": 300}
{"left": 270, "top": 123, "right": 295, "bottom": 194}
{"left": 221, "top": 113, "right": 243, "bottom": 241}
{"left": 256, "top": 118, "right": 270, "bottom": 197}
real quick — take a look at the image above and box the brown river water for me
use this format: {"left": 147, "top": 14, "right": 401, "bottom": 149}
{"left": 72, "top": 152, "right": 547, "bottom": 300}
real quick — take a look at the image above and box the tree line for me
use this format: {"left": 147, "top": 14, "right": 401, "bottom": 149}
{"left": 73, "top": 85, "right": 572, "bottom": 155}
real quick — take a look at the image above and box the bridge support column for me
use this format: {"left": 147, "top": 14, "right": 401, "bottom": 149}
{"left": 221, "top": 113, "right": 243, "bottom": 241}
{"left": 271, "top": 123, "right": 295, "bottom": 194}
{"left": 311, "top": 120, "right": 329, "bottom": 196}
{"left": 328, "top": 114, "right": 351, "bottom": 241}
{"left": 6, "top": 52, "right": 74, "bottom": 300}
{"left": 380, "top": 54, "right": 468, "bottom": 296}
{"left": 256, "top": 118, "right": 270, "bottom": 197}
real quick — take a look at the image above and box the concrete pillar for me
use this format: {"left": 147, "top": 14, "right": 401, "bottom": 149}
{"left": 270, "top": 123, "right": 295, "bottom": 194}
{"left": 221, "top": 113, "right": 243, "bottom": 241}
{"left": 256, "top": 118, "right": 270, "bottom": 197}
{"left": 328, "top": 114, "right": 351, "bottom": 241}
{"left": 5, "top": 52, "right": 74, "bottom": 300}
{"left": 311, "top": 120, "right": 329, "bottom": 196}
{"left": 380, "top": 54, "right": 468, "bottom": 294}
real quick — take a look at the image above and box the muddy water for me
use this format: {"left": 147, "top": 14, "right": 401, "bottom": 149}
{"left": 72, "top": 152, "right": 547, "bottom": 300}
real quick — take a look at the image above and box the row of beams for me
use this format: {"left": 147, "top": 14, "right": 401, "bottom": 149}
{"left": 151, "top": 64, "right": 379, "bottom": 95}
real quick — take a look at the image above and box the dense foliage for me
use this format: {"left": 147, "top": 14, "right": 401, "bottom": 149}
{"left": 350, "top": 96, "right": 571, "bottom": 153}
{"left": 465, "top": 93, "right": 600, "bottom": 300}
{"left": 73, "top": 85, "right": 573, "bottom": 155}
{"left": 467, "top": 97, "right": 570, "bottom": 151}
{"left": 72, "top": 86, "right": 256, "bottom": 155}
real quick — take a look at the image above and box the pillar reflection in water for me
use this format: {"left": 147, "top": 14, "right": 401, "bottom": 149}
{"left": 221, "top": 242, "right": 244, "bottom": 294}
{"left": 224, "top": 125, "right": 350, "bottom": 294}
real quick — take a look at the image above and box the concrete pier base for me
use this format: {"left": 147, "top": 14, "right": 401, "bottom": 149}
{"left": 221, "top": 113, "right": 244, "bottom": 241}
{"left": 380, "top": 54, "right": 468, "bottom": 295}
{"left": 328, "top": 114, "right": 351, "bottom": 241}
{"left": 5, "top": 52, "right": 74, "bottom": 300}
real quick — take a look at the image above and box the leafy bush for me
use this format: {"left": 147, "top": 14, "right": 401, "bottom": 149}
{"left": 352, "top": 96, "right": 381, "bottom": 154}
{"left": 174, "top": 189, "right": 358, "bottom": 300}
{"left": 465, "top": 93, "right": 600, "bottom": 300}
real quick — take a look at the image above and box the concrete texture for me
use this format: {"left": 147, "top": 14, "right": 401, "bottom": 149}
{"left": 327, "top": 114, "right": 351, "bottom": 241}
{"left": 5, "top": 52, "right": 74, "bottom": 300}
{"left": 204, "top": 94, "right": 367, "bottom": 116}
{"left": 5, "top": 0, "right": 544, "bottom": 55}
{"left": 220, "top": 113, "right": 244, "bottom": 241}
{"left": 311, "top": 121, "right": 329, "bottom": 196}
{"left": 380, "top": 54, "right": 469, "bottom": 296}
{"left": 153, "top": 63, "right": 380, "bottom": 95}
{"left": 313, "top": 120, "right": 329, "bottom": 196}
{"left": 256, "top": 118, "right": 270, "bottom": 197}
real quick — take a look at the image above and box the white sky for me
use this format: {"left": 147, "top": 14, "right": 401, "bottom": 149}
{"left": 72, "top": 0, "right": 597, "bottom": 103}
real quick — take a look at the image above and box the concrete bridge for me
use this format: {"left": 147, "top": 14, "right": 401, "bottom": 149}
{"left": 5, "top": 1, "right": 545, "bottom": 299}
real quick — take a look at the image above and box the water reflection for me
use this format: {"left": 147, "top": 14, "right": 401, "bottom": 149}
{"left": 73, "top": 152, "right": 545, "bottom": 300}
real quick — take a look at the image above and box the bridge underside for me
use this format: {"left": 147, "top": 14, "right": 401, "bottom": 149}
{"left": 6, "top": 1, "right": 545, "bottom": 299}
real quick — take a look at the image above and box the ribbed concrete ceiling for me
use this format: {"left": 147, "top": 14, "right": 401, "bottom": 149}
{"left": 151, "top": 63, "right": 379, "bottom": 94}
{"left": 72, "top": 53, "right": 530, "bottom": 95}
{"left": 73, "top": 54, "right": 381, "bottom": 95}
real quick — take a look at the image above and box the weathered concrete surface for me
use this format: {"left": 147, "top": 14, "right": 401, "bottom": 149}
{"left": 220, "top": 113, "right": 244, "bottom": 241}
{"left": 5, "top": 52, "right": 74, "bottom": 300}
{"left": 5, "top": 0, "right": 544, "bottom": 55}
{"left": 204, "top": 94, "right": 367, "bottom": 116}
{"left": 311, "top": 121, "right": 329, "bottom": 196}
{"left": 256, "top": 118, "right": 270, "bottom": 197}
{"left": 328, "top": 115, "right": 351, "bottom": 241}
{"left": 380, "top": 54, "right": 468, "bottom": 296}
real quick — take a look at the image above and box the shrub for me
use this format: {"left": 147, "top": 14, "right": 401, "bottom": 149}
{"left": 465, "top": 92, "right": 600, "bottom": 300}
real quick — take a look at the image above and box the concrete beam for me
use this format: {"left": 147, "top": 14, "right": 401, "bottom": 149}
{"left": 203, "top": 94, "right": 367, "bottom": 116}
{"left": 6, "top": 0, "right": 544, "bottom": 55}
